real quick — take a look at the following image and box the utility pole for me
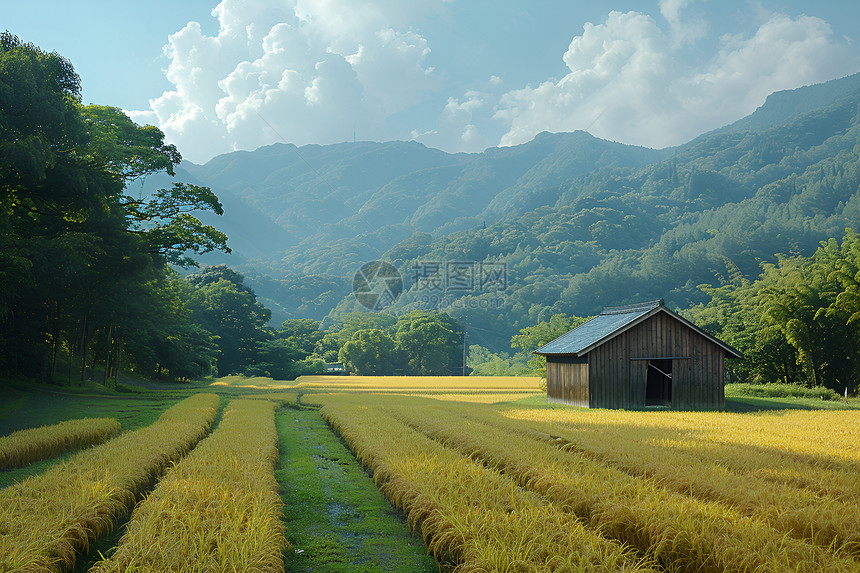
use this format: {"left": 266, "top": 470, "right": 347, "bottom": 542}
{"left": 462, "top": 313, "right": 467, "bottom": 376}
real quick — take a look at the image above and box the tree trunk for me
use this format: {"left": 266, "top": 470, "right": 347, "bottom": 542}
{"left": 67, "top": 343, "right": 73, "bottom": 387}
{"left": 103, "top": 323, "right": 113, "bottom": 385}
{"left": 50, "top": 301, "right": 60, "bottom": 382}
{"left": 114, "top": 331, "right": 123, "bottom": 384}
{"left": 80, "top": 310, "right": 90, "bottom": 385}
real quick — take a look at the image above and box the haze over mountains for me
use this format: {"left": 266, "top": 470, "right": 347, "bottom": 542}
{"left": 160, "top": 72, "right": 860, "bottom": 350}
{"left": 179, "top": 131, "right": 667, "bottom": 271}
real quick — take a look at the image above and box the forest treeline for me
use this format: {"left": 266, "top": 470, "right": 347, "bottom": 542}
{"left": 686, "top": 230, "right": 860, "bottom": 393}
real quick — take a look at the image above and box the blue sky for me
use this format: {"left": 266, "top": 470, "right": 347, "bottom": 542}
{"left": 4, "top": 1, "right": 860, "bottom": 163}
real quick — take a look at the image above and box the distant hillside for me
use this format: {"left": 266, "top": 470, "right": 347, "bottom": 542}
{"left": 176, "top": 72, "right": 860, "bottom": 347}
{"left": 182, "top": 133, "right": 665, "bottom": 274}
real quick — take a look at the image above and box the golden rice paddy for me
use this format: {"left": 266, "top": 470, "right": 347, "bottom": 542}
{"left": 4, "top": 375, "right": 857, "bottom": 571}
{"left": 0, "top": 417, "right": 121, "bottom": 469}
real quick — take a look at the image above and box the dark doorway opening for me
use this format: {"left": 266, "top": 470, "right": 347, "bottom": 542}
{"left": 646, "top": 359, "right": 672, "bottom": 406}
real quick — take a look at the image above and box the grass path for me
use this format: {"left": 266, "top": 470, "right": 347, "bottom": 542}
{"left": 277, "top": 406, "right": 439, "bottom": 572}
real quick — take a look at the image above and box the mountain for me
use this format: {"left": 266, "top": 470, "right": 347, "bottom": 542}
{"left": 181, "top": 132, "right": 666, "bottom": 274}
{"left": 714, "top": 72, "right": 860, "bottom": 136}
{"left": 177, "top": 72, "right": 860, "bottom": 348}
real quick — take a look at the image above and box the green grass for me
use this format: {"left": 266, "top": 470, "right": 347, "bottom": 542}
{"left": 276, "top": 406, "right": 439, "bottom": 573}
{"left": 725, "top": 382, "right": 842, "bottom": 400}
{"left": 724, "top": 395, "right": 860, "bottom": 411}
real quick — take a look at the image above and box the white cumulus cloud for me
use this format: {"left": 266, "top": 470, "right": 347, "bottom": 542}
{"left": 137, "top": 2, "right": 860, "bottom": 162}
{"left": 136, "top": 0, "right": 442, "bottom": 163}
{"left": 493, "top": 9, "right": 859, "bottom": 150}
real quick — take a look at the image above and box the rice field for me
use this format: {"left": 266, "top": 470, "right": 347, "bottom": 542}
{"left": 2, "top": 375, "right": 857, "bottom": 571}
{"left": 294, "top": 374, "right": 541, "bottom": 391}
{"left": 0, "top": 417, "right": 121, "bottom": 469}
{"left": 320, "top": 394, "right": 656, "bottom": 573}
{"left": 0, "top": 393, "right": 219, "bottom": 572}
{"left": 314, "top": 389, "right": 860, "bottom": 573}
{"left": 91, "top": 399, "right": 285, "bottom": 573}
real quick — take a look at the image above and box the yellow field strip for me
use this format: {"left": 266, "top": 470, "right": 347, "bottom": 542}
{"left": 295, "top": 374, "right": 541, "bottom": 390}
{"left": 0, "top": 394, "right": 219, "bottom": 573}
{"left": 382, "top": 398, "right": 860, "bottom": 573}
{"left": 0, "top": 417, "right": 122, "bottom": 469}
{"left": 409, "top": 392, "right": 539, "bottom": 403}
{"left": 319, "top": 395, "right": 657, "bottom": 573}
{"left": 515, "top": 408, "right": 860, "bottom": 465}
{"left": 91, "top": 399, "right": 285, "bottom": 573}
{"left": 506, "top": 408, "right": 860, "bottom": 503}
{"left": 494, "top": 408, "right": 860, "bottom": 555}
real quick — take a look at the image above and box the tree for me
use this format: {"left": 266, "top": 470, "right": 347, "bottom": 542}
{"left": 315, "top": 312, "right": 397, "bottom": 362}
{"left": 252, "top": 339, "right": 305, "bottom": 380}
{"left": 339, "top": 329, "right": 397, "bottom": 375}
{"left": 511, "top": 313, "right": 589, "bottom": 377}
{"left": 0, "top": 32, "right": 231, "bottom": 384}
{"left": 690, "top": 230, "right": 860, "bottom": 392}
{"left": 394, "top": 310, "right": 462, "bottom": 375}
{"left": 155, "top": 323, "right": 219, "bottom": 382}
{"left": 277, "top": 319, "right": 324, "bottom": 356}
{"left": 187, "top": 271, "right": 271, "bottom": 375}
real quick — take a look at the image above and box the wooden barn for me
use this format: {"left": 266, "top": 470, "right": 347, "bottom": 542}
{"left": 534, "top": 300, "right": 742, "bottom": 410}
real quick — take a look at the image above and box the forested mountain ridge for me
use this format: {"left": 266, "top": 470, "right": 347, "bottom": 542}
{"left": 710, "top": 71, "right": 860, "bottom": 137}
{"left": 180, "top": 72, "right": 860, "bottom": 350}
{"left": 182, "top": 132, "right": 666, "bottom": 274}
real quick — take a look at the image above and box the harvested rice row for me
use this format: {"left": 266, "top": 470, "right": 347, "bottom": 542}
{"left": 383, "top": 398, "right": 860, "bottom": 573}
{"left": 482, "top": 406, "right": 860, "bottom": 555}
{"left": 319, "top": 395, "right": 657, "bottom": 573}
{"left": 90, "top": 399, "right": 286, "bottom": 573}
{"left": 0, "top": 393, "right": 220, "bottom": 573}
{"left": 0, "top": 417, "right": 122, "bottom": 469}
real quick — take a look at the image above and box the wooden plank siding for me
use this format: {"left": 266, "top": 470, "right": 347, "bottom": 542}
{"left": 546, "top": 357, "right": 588, "bottom": 407}
{"left": 547, "top": 311, "right": 726, "bottom": 410}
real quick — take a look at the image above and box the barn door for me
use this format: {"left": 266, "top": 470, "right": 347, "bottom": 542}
{"left": 645, "top": 358, "right": 672, "bottom": 406}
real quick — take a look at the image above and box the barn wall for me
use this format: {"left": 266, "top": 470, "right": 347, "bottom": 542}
{"left": 587, "top": 311, "right": 726, "bottom": 410}
{"left": 546, "top": 357, "right": 588, "bottom": 407}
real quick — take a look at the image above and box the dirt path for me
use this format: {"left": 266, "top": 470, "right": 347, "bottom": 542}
{"left": 276, "top": 407, "right": 440, "bottom": 572}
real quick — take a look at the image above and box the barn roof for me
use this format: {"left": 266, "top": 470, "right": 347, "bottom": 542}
{"left": 533, "top": 299, "right": 743, "bottom": 358}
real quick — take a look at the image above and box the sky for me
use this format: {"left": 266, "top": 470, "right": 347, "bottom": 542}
{"left": 4, "top": 1, "right": 860, "bottom": 164}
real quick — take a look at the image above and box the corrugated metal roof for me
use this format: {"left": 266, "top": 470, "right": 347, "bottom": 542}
{"left": 534, "top": 300, "right": 664, "bottom": 356}
{"left": 533, "top": 299, "right": 743, "bottom": 358}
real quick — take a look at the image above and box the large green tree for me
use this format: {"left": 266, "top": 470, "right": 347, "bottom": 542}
{"left": 394, "top": 310, "right": 463, "bottom": 375}
{"left": 511, "top": 313, "right": 589, "bottom": 377}
{"left": 187, "top": 268, "right": 272, "bottom": 375}
{"left": 0, "top": 32, "right": 228, "bottom": 383}
{"left": 338, "top": 329, "right": 398, "bottom": 375}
